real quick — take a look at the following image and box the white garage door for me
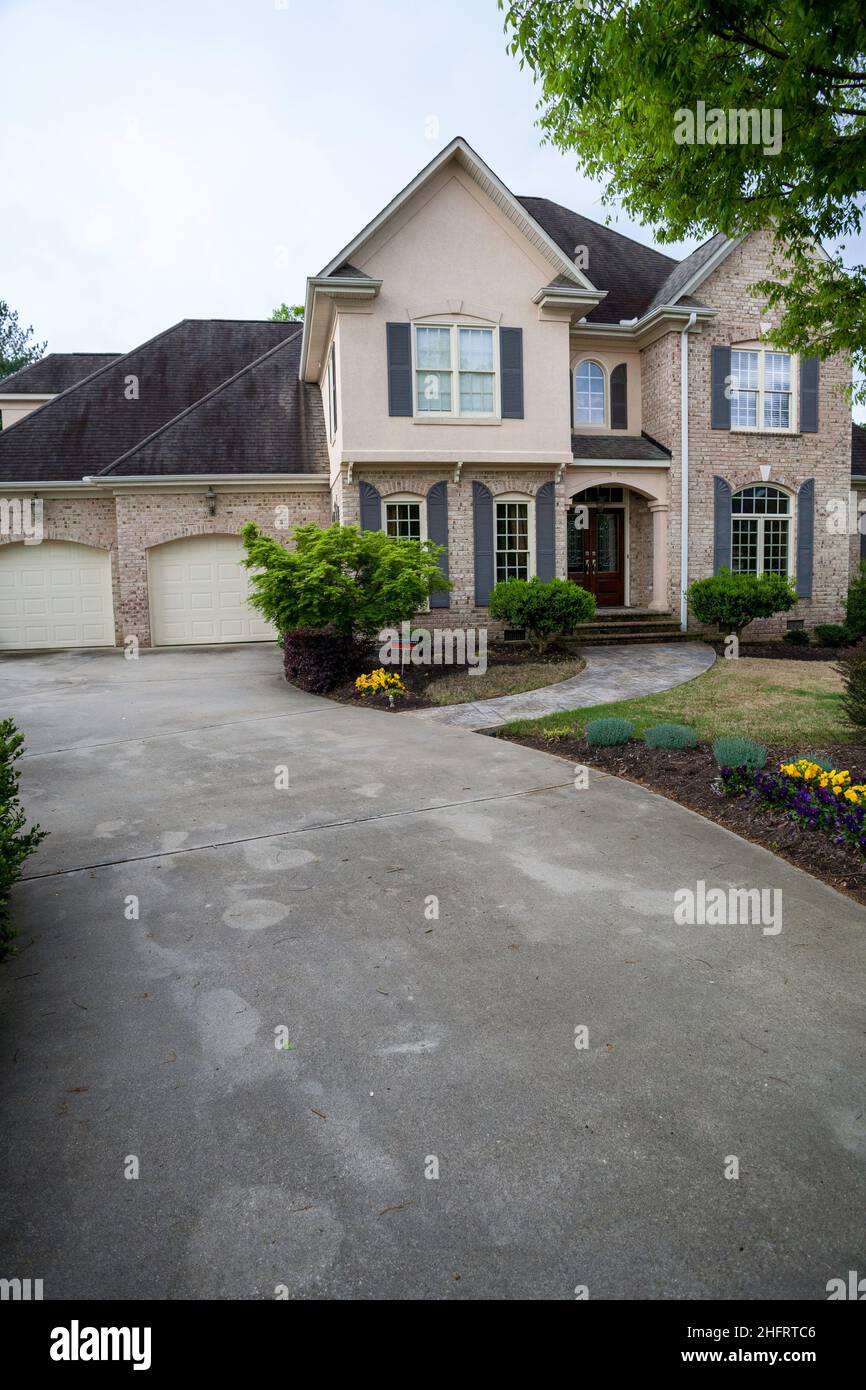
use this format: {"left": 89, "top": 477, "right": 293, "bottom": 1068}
{"left": 148, "top": 535, "right": 274, "bottom": 646}
{"left": 0, "top": 541, "right": 115, "bottom": 649}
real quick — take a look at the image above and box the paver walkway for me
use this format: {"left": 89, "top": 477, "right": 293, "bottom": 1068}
{"left": 408, "top": 640, "right": 716, "bottom": 729}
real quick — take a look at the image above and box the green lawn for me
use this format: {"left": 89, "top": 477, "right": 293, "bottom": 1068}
{"left": 428, "top": 655, "right": 584, "bottom": 705}
{"left": 502, "top": 656, "right": 852, "bottom": 746}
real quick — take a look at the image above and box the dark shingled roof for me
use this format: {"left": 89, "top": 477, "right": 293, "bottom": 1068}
{"left": 643, "top": 233, "right": 729, "bottom": 316}
{"left": 0, "top": 352, "right": 121, "bottom": 394}
{"left": 518, "top": 196, "right": 680, "bottom": 323}
{"left": 100, "top": 331, "right": 327, "bottom": 477}
{"left": 853, "top": 422, "right": 866, "bottom": 478}
{"left": 571, "top": 432, "right": 672, "bottom": 462}
{"left": 0, "top": 320, "right": 307, "bottom": 482}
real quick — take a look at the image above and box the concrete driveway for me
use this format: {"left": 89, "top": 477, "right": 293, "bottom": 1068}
{"left": 0, "top": 645, "right": 864, "bottom": 1300}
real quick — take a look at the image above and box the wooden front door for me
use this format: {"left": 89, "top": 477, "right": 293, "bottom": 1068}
{"left": 567, "top": 506, "right": 625, "bottom": 607}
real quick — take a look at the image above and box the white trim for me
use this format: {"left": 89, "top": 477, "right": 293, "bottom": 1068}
{"left": 572, "top": 357, "right": 608, "bottom": 428}
{"left": 382, "top": 493, "right": 427, "bottom": 542}
{"left": 729, "top": 345, "right": 799, "bottom": 435}
{"left": 572, "top": 457, "right": 670, "bottom": 469}
{"left": 494, "top": 492, "right": 535, "bottom": 582}
{"left": 413, "top": 321, "right": 500, "bottom": 421}
{"left": 680, "top": 312, "right": 697, "bottom": 629}
{"left": 731, "top": 483, "right": 795, "bottom": 579}
{"left": 0, "top": 393, "right": 55, "bottom": 402}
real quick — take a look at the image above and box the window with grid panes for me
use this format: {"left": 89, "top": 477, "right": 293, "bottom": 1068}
{"left": 495, "top": 500, "right": 530, "bottom": 582}
{"left": 731, "top": 485, "right": 791, "bottom": 577}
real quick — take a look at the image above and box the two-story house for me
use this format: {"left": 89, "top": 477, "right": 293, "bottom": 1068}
{"left": 0, "top": 137, "right": 860, "bottom": 650}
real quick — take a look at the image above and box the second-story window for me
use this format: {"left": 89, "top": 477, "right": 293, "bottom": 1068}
{"left": 574, "top": 360, "right": 605, "bottom": 425}
{"left": 730, "top": 349, "right": 795, "bottom": 431}
{"left": 415, "top": 324, "right": 496, "bottom": 416}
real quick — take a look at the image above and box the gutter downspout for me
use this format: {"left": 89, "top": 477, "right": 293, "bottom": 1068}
{"left": 680, "top": 312, "right": 697, "bottom": 631}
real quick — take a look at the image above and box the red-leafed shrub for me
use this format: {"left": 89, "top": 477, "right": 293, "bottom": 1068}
{"left": 283, "top": 628, "right": 376, "bottom": 694}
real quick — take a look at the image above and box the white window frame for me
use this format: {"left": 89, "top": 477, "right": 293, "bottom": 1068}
{"left": 412, "top": 322, "right": 500, "bottom": 420}
{"left": 730, "top": 484, "right": 794, "bottom": 578}
{"left": 573, "top": 358, "right": 607, "bottom": 428}
{"left": 326, "top": 343, "right": 338, "bottom": 441}
{"left": 494, "top": 493, "right": 535, "bottom": 584}
{"left": 383, "top": 493, "right": 427, "bottom": 543}
{"left": 730, "top": 345, "right": 799, "bottom": 435}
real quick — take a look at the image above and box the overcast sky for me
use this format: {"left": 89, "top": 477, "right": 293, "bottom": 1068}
{"left": 1, "top": 0, "right": 862, "bottom": 418}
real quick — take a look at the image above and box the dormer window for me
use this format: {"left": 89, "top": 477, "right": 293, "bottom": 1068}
{"left": 414, "top": 324, "right": 497, "bottom": 417}
{"left": 574, "top": 359, "right": 605, "bottom": 425}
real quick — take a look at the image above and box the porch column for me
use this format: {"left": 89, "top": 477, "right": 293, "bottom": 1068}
{"left": 648, "top": 502, "right": 669, "bottom": 612}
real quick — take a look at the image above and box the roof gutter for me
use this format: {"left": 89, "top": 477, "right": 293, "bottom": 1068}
{"left": 299, "top": 276, "right": 382, "bottom": 382}
{"left": 680, "top": 311, "right": 698, "bottom": 631}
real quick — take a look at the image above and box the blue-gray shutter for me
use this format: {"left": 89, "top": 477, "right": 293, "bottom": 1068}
{"left": 796, "top": 478, "right": 814, "bottom": 598}
{"left": 711, "top": 345, "right": 731, "bottom": 430}
{"left": 359, "top": 480, "right": 382, "bottom": 532}
{"left": 386, "top": 323, "right": 412, "bottom": 416}
{"left": 610, "top": 363, "right": 628, "bottom": 430}
{"left": 713, "top": 476, "right": 732, "bottom": 573}
{"left": 473, "top": 481, "right": 495, "bottom": 605}
{"left": 800, "top": 357, "right": 819, "bottom": 433}
{"left": 500, "top": 327, "right": 524, "bottom": 419}
{"left": 427, "top": 480, "right": 450, "bottom": 609}
{"left": 535, "top": 481, "right": 556, "bottom": 580}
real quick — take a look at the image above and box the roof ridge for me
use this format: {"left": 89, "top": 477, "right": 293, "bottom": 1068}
{"left": 97, "top": 327, "right": 303, "bottom": 476}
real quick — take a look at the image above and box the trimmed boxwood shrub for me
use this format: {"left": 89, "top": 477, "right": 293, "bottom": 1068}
{"left": 784, "top": 628, "right": 810, "bottom": 646}
{"left": 584, "top": 717, "right": 634, "bottom": 746}
{"left": 712, "top": 735, "right": 767, "bottom": 770}
{"left": 845, "top": 562, "right": 866, "bottom": 640}
{"left": 839, "top": 646, "right": 866, "bottom": 730}
{"left": 687, "top": 567, "right": 797, "bottom": 637}
{"left": 1, "top": 718, "right": 47, "bottom": 962}
{"left": 643, "top": 723, "right": 698, "bottom": 749}
{"left": 813, "top": 623, "right": 852, "bottom": 648}
{"left": 488, "top": 576, "right": 596, "bottom": 652}
{"left": 284, "top": 629, "right": 375, "bottom": 694}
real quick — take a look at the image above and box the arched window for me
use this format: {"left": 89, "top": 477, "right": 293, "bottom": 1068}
{"left": 731, "top": 485, "right": 792, "bottom": 577}
{"left": 574, "top": 360, "right": 605, "bottom": 425}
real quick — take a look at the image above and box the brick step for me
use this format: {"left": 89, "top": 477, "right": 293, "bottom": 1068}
{"left": 582, "top": 609, "right": 673, "bottom": 623}
{"left": 571, "top": 622, "right": 682, "bottom": 638}
{"left": 573, "top": 630, "right": 693, "bottom": 647}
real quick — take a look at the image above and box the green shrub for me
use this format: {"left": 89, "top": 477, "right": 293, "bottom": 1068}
{"left": 712, "top": 735, "right": 768, "bottom": 770}
{"left": 845, "top": 562, "right": 866, "bottom": 640}
{"left": 813, "top": 623, "right": 852, "bottom": 648}
{"left": 241, "top": 522, "right": 449, "bottom": 639}
{"left": 783, "top": 628, "right": 810, "bottom": 646}
{"left": 643, "top": 723, "right": 698, "bottom": 749}
{"left": 1, "top": 719, "right": 47, "bottom": 962}
{"left": 584, "top": 717, "right": 634, "bottom": 746}
{"left": 839, "top": 647, "right": 866, "bottom": 730}
{"left": 687, "top": 567, "right": 797, "bottom": 637}
{"left": 488, "top": 576, "right": 596, "bottom": 653}
{"left": 798, "top": 755, "right": 834, "bottom": 772}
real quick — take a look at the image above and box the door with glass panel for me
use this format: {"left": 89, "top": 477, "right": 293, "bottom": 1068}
{"left": 567, "top": 489, "right": 625, "bottom": 606}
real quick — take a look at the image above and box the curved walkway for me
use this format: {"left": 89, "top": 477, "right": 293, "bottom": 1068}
{"left": 407, "top": 640, "right": 716, "bottom": 730}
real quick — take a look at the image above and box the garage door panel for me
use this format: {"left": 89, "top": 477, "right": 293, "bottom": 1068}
{"left": 0, "top": 543, "right": 114, "bottom": 649}
{"left": 148, "top": 536, "right": 275, "bottom": 647}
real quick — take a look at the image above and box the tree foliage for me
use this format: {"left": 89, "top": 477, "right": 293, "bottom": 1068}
{"left": 241, "top": 521, "right": 449, "bottom": 637}
{"left": 0, "top": 301, "right": 46, "bottom": 379}
{"left": 1, "top": 718, "right": 47, "bottom": 961}
{"left": 500, "top": 1, "right": 866, "bottom": 398}
{"left": 271, "top": 303, "right": 304, "bottom": 321}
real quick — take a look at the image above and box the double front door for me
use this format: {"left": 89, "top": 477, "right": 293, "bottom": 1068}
{"left": 567, "top": 505, "right": 625, "bottom": 607}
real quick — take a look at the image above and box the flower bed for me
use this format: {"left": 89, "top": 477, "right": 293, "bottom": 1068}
{"left": 721, "top": 759, "right": 866, "bottom": 853}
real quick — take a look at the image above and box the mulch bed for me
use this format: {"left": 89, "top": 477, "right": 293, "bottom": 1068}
{"left": 708, "top": 640, "right": 855, "bottom": 662}
{"left": 328, "top": 643, "right": 573, "bottom": 712}
{"left": 497, "top": 731, "right": 866, "bottom": 905}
